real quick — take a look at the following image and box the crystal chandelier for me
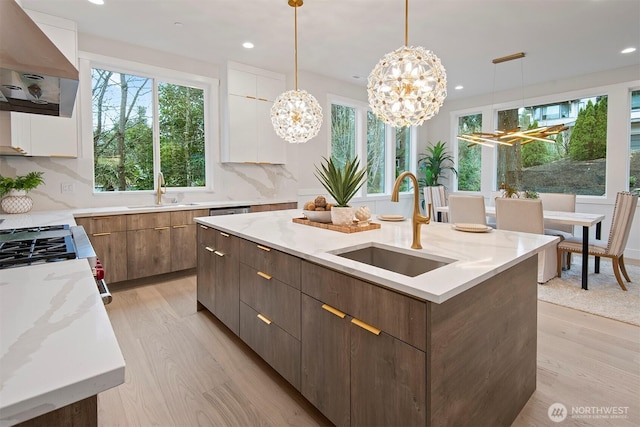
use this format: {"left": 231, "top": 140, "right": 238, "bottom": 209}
{"left": 457, "top": 52, "right": 567, "bottom": 147}
{"left": 271, "top": 0, "right": 323, "bottom": 144}
{"left": 367, "top": 0, "right": 447, "bottom": 128}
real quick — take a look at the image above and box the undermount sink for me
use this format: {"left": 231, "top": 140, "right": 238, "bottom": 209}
{"left": 127, "top": 203, "right": 200, "bottom": 209}
{"left": 331, "top": 243, "right": 454, "bottom": 277}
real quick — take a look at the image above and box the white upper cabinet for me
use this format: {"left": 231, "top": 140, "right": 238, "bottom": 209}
{"left": 9, "top": 11, "right": 79, "bottom": 158}
{"left": 223, "top": 63, "right": 286, "bottom": 164}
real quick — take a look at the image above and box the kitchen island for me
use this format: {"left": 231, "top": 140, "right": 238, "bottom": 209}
{"left": 195, "top": 209, "right": 558, "bottom": 427}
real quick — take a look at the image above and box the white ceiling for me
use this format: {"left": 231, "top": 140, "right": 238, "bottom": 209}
{"left": 20, "top": 0, "right": 640, "bottom": 101}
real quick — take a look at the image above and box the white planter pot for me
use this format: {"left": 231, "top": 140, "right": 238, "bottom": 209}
{"left": 1, "top": 190, "right": 33, "bottom": 214}
{"left": 331, "top": 206, "right": 354, "bottom": 226}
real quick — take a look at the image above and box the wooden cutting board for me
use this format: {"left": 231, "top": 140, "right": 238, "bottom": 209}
{"left": 292, "top": 217, "right": 381, "bottom": 233}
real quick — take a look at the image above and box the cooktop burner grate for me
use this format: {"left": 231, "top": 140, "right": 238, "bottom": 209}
{"left": 0, "top": 225, "right": 77, "bottom": 269}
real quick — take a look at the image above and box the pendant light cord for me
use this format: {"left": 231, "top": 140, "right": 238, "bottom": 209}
{"left": 404, "top": 0, "right": 409, "bottom": 46}
{"left": 294, "top": 3, "right": 299, "bottom": 90}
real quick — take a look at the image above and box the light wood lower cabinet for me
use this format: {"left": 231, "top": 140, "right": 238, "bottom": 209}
{"left": 77, "top": 208, "right": 208, "bottom": 283}
{"left": 197, "top": 225, "right": 216, "bottom": 313}
{"left": 170, "top": 209, "right": 209, "bottom": 271}
{"left": 127, "top": 227, "right": 171, "bottom": 280}
{"left": 75, "top": 216, "right": 127, "bottom": 283}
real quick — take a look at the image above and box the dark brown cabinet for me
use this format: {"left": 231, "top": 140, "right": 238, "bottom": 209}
{"left": 301, "top": 294, "right": 350, "bottom": 427}
{"left": 350, "top": 323, "right": 426, "bottom": 427}
{"left": 300, "top": 261, "right": 426, "bottom": 427}
{"left": 196, "top": 225, "right": 240, "bottom": 334}
{"left": 196, "top": 225, "right": 216, "bottom": 313}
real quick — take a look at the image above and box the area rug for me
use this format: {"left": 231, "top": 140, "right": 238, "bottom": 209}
{"left": 537, "top": 256, "right": 640, "bottom": 326}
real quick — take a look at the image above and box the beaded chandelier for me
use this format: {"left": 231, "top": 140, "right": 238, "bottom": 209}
{"left": 367, "top": 0, "right": 447, "bottom": 128}
{"left": 271, "top": 0, "right": 323, "bottom": 144}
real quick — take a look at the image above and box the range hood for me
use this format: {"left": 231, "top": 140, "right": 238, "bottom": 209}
{"left": 0, "top": 0, "right": 79, "bottom": 118}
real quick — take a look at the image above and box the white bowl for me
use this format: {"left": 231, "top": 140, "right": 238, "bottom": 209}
{"left": 302, "top": 210, "right": 332, "bottom": 223}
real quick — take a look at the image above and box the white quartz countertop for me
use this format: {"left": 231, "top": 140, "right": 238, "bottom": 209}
{"left": 196, "top": 209, "right": 559, "bottom": 304}
{"left": 0, "top": 211, "right": 125, "bottom": 426}
{"left": 0, "top": 260, "right": 125, "bottom": 426}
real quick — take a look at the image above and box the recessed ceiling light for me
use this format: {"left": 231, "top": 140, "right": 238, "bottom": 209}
{"left": 455, "top": 85, "right": 464, "bottom": 90}
{"left": 242, "top": 42, "right": 254, "bottom": 49}
{"left": 88, "top": 0, "right": 104, "bottom": 5}
{"left": 621, "top": 47, "right": 637, "bottom": 54}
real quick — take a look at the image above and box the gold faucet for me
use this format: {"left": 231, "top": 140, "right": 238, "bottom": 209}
{"left": 391, "top": 171, "right": 431, "bottom": 249}
{"left": 156, "top": 172, "right": 166, "bottom": 205}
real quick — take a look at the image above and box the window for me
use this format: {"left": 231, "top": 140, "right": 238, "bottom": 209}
{"left": 456, "top": 113, "right": 482, "bottom": 191}
{"left": 330, "top": 97, "right": 415, "bottom": 196}
{"left": 496, "top": 95, "right": 607, "bottom": 196}
{"left": 91, "top": 67, "right": 207, "bottom": 192}
{"left": 630, "top": 90, "right": 640, "bottom": 192}
{"left": 366, "top": 111, "right": 386, "bottom": 194}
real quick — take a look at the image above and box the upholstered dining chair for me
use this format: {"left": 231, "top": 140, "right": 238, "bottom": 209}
{"left": 556, "top": 191, "right": 638, "bottom": 291}
{"left": 424, "top": 186, "right": 447, "bottom": 222}
{"left": 539, "top": 192, "right": 576, "bottom": 269}
{"left": 448, "top": 195, "right": 487, "bottom": 225}
{"left": 495, "top": 197, "right": 558, "bottom": 283}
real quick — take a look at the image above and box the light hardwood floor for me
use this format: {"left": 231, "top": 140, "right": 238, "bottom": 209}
{"left": 98, "top": 271, "right": 640, "bottom": 426}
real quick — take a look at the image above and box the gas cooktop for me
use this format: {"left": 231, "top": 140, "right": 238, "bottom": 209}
{"left": 0, "top": 225, "right": 77, "bottom": 269}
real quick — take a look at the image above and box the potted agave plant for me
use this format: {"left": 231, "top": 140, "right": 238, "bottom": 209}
{"left": 0, "top": 171, "right": 45, "bottom": 214}
{"left": 314, "top": 156, "right": 367, "bottom": 225}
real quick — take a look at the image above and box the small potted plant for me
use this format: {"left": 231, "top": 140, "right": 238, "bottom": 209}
{"left": 314, "top": 157, "right": 367, "bottom": 225}
{"left": 0, "top": 171, "right": 45, "bottom": 214}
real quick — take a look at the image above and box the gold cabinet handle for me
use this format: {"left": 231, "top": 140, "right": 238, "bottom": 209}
{"left": 257, "top": 314, "right": 272, "bottom": 325}
{"left": 214, "top": 250, "right": 225, "bottom": 257}
{"left": 257, "top": 271, "right": 271, "bottom": 280}
{"left": 220, "top": 232, "right": 230, "bottom": 237}
{"left": 351, "top": 318, "right": 381, "bottom": 336}
{"left": 205, "top": 246, "right": 215, "bottom": 252}
{"left": 92, "top": 216, "right": 112, "bottom": 220}
{"left": 92, "top": 232, "right": 111, "bottom": 237}
{"left": 246, "top": 95, "right": 257, "bottom": 99}
{"left": 322, "top": 304, "right": 346, "bottom": 319}
{"left": 257, "top": 244, "right": 271, "bottom": 252}
{"left": 172, "top": 224, "right": 187, "bottom": 229}
{"left": 154, "top": 226, "right": 170, "bottom": 230}
{"left": 200, "top": 225, "right": 209, "bottom": 229}
{"left": 257, "top": 97, "right": 269, "bottom": 102}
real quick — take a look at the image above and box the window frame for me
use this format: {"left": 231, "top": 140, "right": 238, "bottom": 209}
{"left": 79, "top": 52, "right": 218, "bottom": 194}
{"left": 449, "top": 80, "right": 640, "bottom": 202}
{"left": 327, "top": 94, "right": 417, "bottom": 198}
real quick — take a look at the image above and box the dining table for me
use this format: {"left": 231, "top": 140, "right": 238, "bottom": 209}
{"left": 435, "top": 205, "right": 605, "bottom": 290}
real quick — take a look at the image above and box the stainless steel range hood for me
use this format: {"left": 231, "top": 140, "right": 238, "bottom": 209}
{"left": 0, "top": 0, "right": 79, "bottom": 118}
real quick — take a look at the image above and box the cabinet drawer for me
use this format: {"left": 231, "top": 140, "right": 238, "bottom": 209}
{"left": 351, "top": 278, "right": 427, "bottom": 352}
{"left": 171, "top": 209, "right": 209, "bottom": 226}
{"left": 239, "top": 239, "right": 300, "bottom": 288}
{"left": 127, "top": 212, "right": 171, "bottom": 230}
{"left": 215, "top": 230, "right": 238, "bottom": 255}
{"left": 239, "top": 264, "right": 300, "bottom": 339}
{"left": 240, "top": 302, "right": 300, "bottom": 390}
{"left": 76, "top": 215, "right": 127, "bottom": 234}
{"left": 301, "top": 261, "right": 352, "bottom": 315}
{"left": 197, "top": 224, "right": 215, "bottom": 247}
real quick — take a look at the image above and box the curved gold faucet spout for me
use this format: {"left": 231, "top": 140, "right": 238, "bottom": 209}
{"left": 391, "top": 171, "right": 431, "bottom": 249}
